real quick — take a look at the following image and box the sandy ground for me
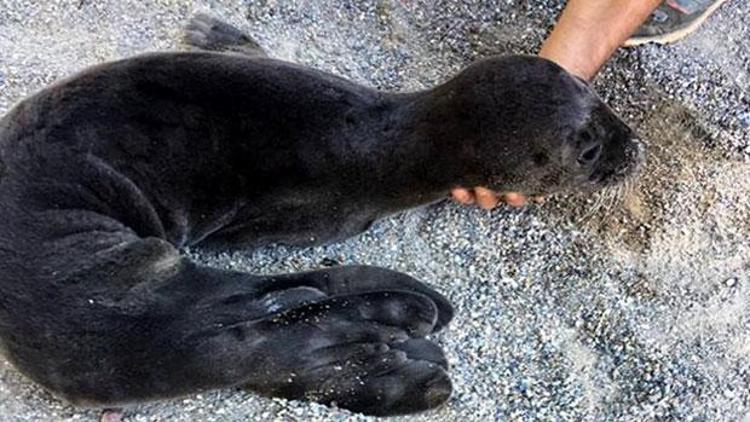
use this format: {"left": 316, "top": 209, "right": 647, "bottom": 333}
{"left": 0, "top": 0, "right": 749, "bottom": 420}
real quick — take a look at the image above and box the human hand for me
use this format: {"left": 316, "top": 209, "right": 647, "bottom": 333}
{"left": 450, "top": 187, "right": 544, "bottom": 209}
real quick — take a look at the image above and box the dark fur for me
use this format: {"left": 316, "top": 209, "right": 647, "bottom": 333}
{"left": 0, "top": 16, "right": 641, "bottom": 416}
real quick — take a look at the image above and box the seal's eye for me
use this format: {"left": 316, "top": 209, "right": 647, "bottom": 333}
{"left": 532, "top": 152, "right": 549, "bottom": 166}
{"left": 578, "top": 143, "right": 602, "bottom": 165}
{"left": 580, "top": 129, "right": 593, "bottom": 143}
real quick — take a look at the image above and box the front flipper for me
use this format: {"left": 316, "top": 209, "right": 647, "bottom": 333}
{"left": 184, "top": 13, "right": 268, "bottom": 57}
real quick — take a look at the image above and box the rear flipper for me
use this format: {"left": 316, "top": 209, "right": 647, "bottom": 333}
{"left": 194, "top": 288, "right": 452, "bottom": 416}
{"left": 183, "top": 13, "right": 268, "bottom": 57}
{"left": 166, "top": 264, "right": 454, "bottom": 415}
{"left": 77, "top": 264, "right": 452, "bottom": 415}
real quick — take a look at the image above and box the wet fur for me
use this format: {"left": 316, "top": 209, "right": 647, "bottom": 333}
{"left": 0, "top": 15, "right": 640, "bottom": 416}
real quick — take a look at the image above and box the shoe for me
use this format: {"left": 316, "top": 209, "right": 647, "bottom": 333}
{"left": 625, "top": 0, "right": 729, "bottom": 46}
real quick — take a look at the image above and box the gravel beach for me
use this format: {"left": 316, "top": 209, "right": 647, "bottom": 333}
{"left": 0, "top": 0, "right": 748, "bottom": 420}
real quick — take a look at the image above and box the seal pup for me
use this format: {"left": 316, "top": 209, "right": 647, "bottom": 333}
{"left": 0, "top": 14, "right": 642, "bottom": 416}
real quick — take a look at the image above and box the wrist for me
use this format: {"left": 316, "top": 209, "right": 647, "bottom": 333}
{"left": 538, "top": 39, "right": 605, "bottom": 81}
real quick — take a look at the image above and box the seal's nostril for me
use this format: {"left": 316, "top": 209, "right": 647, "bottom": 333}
{"left": 578, "top": 143, "right": 602, "bottom": 165}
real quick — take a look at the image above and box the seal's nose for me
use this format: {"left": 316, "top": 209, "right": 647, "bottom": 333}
{"left": 578, "top": 143, "right": 602, "bottom": 166}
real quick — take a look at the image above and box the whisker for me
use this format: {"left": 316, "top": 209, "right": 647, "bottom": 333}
{"left": 578, "top": 174, "right": 637, "bottom": 228}
{"left": 579, "top": 185, "right": 608, "bottom": 224}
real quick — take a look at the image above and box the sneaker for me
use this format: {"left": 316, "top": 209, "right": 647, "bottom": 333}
{"left": 625, "top": 0, "right": 729, "bottom": 46}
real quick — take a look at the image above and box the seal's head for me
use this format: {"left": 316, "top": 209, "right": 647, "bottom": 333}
{"left": 440, "top": 55, "right": 644, "bottom": 196}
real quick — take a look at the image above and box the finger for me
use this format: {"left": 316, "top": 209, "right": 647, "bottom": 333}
{"left": 356, "top": 291, "right": 438, "bottom": 337}
{"left": 474, "top": 187, "right": 500, "bottom": 210}
{"left": 300, "top": 347, "right": 452, "bottom": 416}
{"left": 346, "top": 356, "right": 452, "bottom": 416}
{"left": 503, "top": 192, "right": 528, "bottom": 207}
{"left": 322, "top": 266, "right": 453, "bottom": 332}
{"left": 268, "top": 291, "right": 439, "bottom": 338}
{"left": 207, "top": 286, "right": 327, "bottom": 325}
{"left": 256, "top": 286, "right": 327, "bottom": 314}
{"left": 258, "top": 306, "right": 408, "bottom": 347}
{"left": 306, "top": 342, "right": 390, "bottom": 367}
{"left": 450, "top": 188, "right": 475, "bottom": 205}
{"left": 391, "top": 338, "right": 448, "bottom": 370}
{"left": 258, "top": 266, "right": 454, "bottom": 332}
{"left": 333, "top": 320, "right": 410, "bottom": 344}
